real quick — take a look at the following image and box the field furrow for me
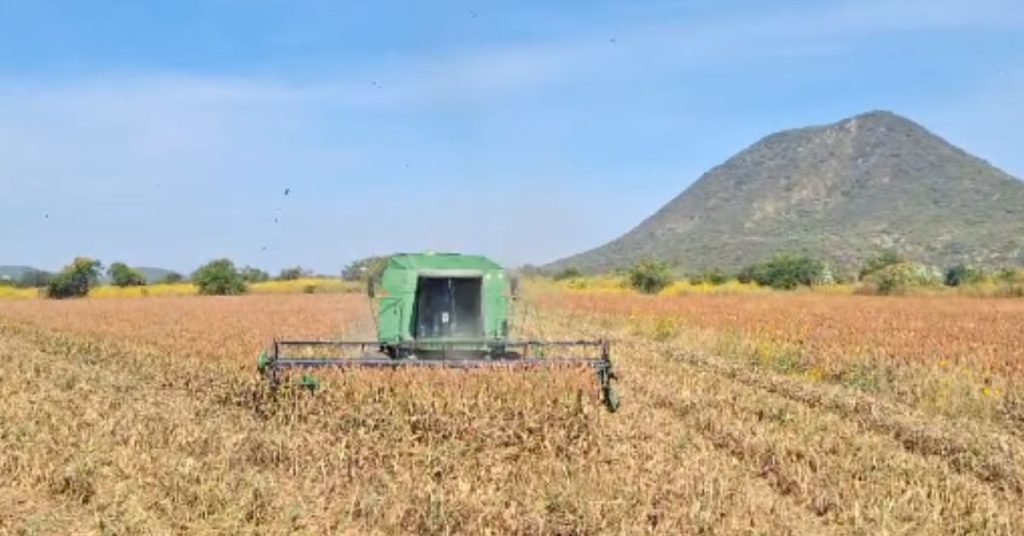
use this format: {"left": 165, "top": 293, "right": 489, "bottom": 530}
{"left": 3, "top": 290, "right": 1023, "bottom": 534}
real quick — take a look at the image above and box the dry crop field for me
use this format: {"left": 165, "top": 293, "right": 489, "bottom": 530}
{"left": 2, "top": 290, "right": 1024, "bottom": 534}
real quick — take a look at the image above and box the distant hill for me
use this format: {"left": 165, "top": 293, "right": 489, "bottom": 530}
{"left": 0, "top": 265, "right": 46, "bottom": 281}
{"left": 1, "top": 264, "right": 178, "bottom": 284}
{"left": 548, "top": 111, "right": 1024, "bottom": 274}
{"left": 134, "top": 267, "right": 179, "bottom": 284}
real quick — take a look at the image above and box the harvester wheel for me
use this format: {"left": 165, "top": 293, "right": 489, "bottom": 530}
{"left": 603, "top": 384, "right": 620, "bottom": 412}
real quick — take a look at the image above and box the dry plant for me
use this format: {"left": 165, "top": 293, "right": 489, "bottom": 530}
{"left": 1, "top": 290, "right": 1023, "bottom": 534}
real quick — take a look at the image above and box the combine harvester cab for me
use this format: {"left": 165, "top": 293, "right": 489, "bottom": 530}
{"left": 258, "top": 252, "right": 619, "bottom": 411}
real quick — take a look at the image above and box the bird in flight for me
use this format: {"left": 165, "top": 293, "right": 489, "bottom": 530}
{"left": 283, "top": 188, "right": 291, "bottom": 196}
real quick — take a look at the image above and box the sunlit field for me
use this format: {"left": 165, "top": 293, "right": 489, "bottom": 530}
{"left": 2, "top": 286, "right": 1024, "bottom": 533}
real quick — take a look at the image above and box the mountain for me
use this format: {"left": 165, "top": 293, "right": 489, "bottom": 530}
{"left": 0, "top": 265, "right": 46, "bottom": 281}
{"left": 549, "top": 111, "right": 1024, "bottom": 273}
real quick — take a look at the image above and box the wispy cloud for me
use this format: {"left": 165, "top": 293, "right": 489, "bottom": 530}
{"left": 316, "top": 0, "right": 1024, "bottom": 106}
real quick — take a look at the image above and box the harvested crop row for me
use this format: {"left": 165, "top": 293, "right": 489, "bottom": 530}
{"left": 540, "top": 292, "right": 1024, "bottom": 377}
{"left": 616, "top": 337, "right": 1024, "bottom": 534}
{"left": 0, "top": 314, "right": 824, "bottom": 534}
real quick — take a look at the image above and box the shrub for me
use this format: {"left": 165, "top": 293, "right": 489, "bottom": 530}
{"left": 862, "top": 262, "right": 941, "bottom": 295}
{"left": 995, "top": 268, "right": 1024, "bottom": 284}
{"left": 107, "top": 262, "right": 147, "bottom": 287}
{"left": 628, "top": 259, "right": 673, "bottom": 294}
{"left": 944, "top": 264, "right": 986, "bottom": 287}
{"left": 553, "top": 268, "right": 583, "bottom": 281}
{"left": 241, "top": 266, "right": 271, "bottom": 283}
{"left": 278, "top": 266, "right": 312, "bottom": 281}
{"left": 689, "top": 268, "right": 728, "bottom": 286}
{"left": 739, "top": 253, "right": 827, "bottom": 290}
{"left": 162, "top": 272, "right": 184, "bottom": 284}
{"left": 860, "top": 250, "right": 905, "bottom": 279}
{"left": 192, "top": 259, "right": 247, "bottom": 295}
{"left": 46, "top": 257, "right": 102, "bottom": 299}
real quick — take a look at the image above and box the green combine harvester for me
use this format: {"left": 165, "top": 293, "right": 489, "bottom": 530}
{"left": 258, "top": 252, "right": 619, "bottom": 411}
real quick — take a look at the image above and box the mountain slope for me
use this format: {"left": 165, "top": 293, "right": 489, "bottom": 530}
{"left": 550, "top": 111, "right": 1024, "bottom": 273}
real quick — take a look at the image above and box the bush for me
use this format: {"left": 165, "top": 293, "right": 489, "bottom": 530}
{"left": 162, "top": 272, "right": 184, "bottom": 284}
{"left": 553, "top": 268, "right": 583, "bottom": 281}
{"left": 107, "top": 262, "right": 147, "bottom": 287}
{"left": 944, "top": 264, "right": 986, "bottom": 287}
{"left": 192, "top": 259, "right": 247, "bottom": 295}
{"left": 628, "top": 259, "right": 673, "bottom": 294}
{"left": 739, "top": 253, "right": 827, "bottom": 290}
{"left": 862, "top": 262, "right": 941, "bottom": 295}
{"left": 278, "top": 266, "right": 312, "bottom": 281}
{"left": 689, "top": 268, "right": 728, "bottom": 286}
{"left": 46, "top": 257, "right": 102, "bottom": 299}
{"left": 241, "top": 266, "right": 270, "bottom": 283}
{"left": 860, "top": 250, "right": 905, "bottom": 279}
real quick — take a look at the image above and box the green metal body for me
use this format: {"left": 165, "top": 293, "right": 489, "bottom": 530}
{"left": 259, "top": 252, "right": 621, "bottom": 412}
{"left": 375, "top": 253, "right": 511, "bottom": 346}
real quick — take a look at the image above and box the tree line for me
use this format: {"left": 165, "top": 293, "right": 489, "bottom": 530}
{"left": 0, "top": 257, "right": 331, "bottom": 299}
{"left": 551, "top": 251, "right": 1024, "bottom": 296}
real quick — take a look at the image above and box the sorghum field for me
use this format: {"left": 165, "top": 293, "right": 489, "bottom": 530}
{"left": 2, "top": 288, "right": 1024, "bottom": 534}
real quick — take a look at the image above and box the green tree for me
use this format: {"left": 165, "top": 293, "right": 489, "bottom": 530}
{"left": 863, "top": 262, "right": 941, "bottom": 295}
{"left": 739, "top": 253, "right": 826, "bottom": 290}
{"left": 46, "top": 257, "right": 102, "bottom": 299}
{"left": 342, "top": 256, "right": 389, "bottom": 282}
{"left": 162, "top": 272, "right": 184, "bottom": 284}
{"left": 553, "top": 268, "right": 583, "bottom": 281}
{"left": 241, "top": 266, "right": 271, "bottom": 283}
{"left": 944, "top": 264, "right": 986, "bottom": 287}
{"left": 628, "top": 258, "right": 673, "bottom": 294}
{"left": 689, "top": 268, "right": 728, "bottom": 286}
{"left": 860, "top": 250, "right": 905, "bottom": 279}
{"left": 107, "top": 262, "right": 147, "bottom": 287}
{"left": 277, "top": 266, "right": 311, "bottom": 281}
{"left": 192, "top": 259, "right": 247, "bottom": 295}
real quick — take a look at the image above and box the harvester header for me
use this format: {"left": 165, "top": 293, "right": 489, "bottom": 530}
{"left": 259, "top": 252, "right": 619, "bottom": 411}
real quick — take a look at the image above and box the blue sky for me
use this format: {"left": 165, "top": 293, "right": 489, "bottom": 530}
{"left": 1, "top": 0, "right": 1022, "bottom": 273}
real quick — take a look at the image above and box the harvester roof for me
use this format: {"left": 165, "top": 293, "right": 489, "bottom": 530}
{"left": 386, "top": 252, "right": 503, "bottom": 275}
